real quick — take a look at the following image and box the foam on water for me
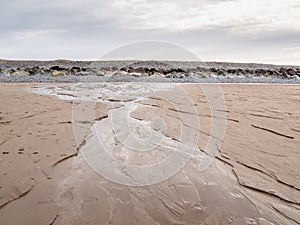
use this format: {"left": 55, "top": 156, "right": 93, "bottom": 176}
{"left": 31, "top": 83, "right": 176, "bottom": 102}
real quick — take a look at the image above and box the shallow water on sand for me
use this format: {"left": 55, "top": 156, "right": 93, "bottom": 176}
{"left": 29, "top": 83, "right": 277, "bottom": 224}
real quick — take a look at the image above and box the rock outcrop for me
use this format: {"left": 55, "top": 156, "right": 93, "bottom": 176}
{"left": 0, "top": 60, "right": 299, "bottom": 80}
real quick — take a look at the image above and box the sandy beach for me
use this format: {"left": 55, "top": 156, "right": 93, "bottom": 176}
{"left": 0, "top": 83, "right": 299, "bottom": 225}
{"left": 2, "top": 0, "right": 300, "bottom": 223}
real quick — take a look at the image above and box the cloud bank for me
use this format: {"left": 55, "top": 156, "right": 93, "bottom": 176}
{"left": 0, "top": 0, "right": 299, "bottom": 64}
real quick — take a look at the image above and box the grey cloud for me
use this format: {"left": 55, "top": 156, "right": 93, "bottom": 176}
{"left": 0, "top": 0, "right": 299, "bottom": 65}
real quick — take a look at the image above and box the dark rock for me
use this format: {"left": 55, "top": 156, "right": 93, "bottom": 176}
{"left": 28, "top": 66, "right": 43, "bottom": 76}
{"left": 163, "top": 70, "right": 171, "bottom": 75}
{"left": 149, "top": 68, "right": 158, "bottom": 75}
{"left": 210, "top": 68, "right": 218, "bottom": 73}
{"left": 232, "top": 69, "right": 239, "bottom": 74}
{"left": 177, "top": 68, "right": 185, "bottom": 73}
{"left": 286, "top": 68, "right": 296, "bottom": 76}
{"left": 237, "top": 69, "right": 244, "bottom": 74}
{"left": 9, "top": 69, "right": 16, "bottom": 74}
{"left": 265, "top": 70, "right": 273, "bottom": 76}
{"left": 127, "top": 66, "right": 135, "bottom": 73}
{"left": 247, "top": 69, "right": 255, "bottom": 74}
{"left": 227, "top": 69, "right": 235, "bottom": 74}
{"left": 254, "top": 69, "right": 265, "bottom": 76}
{"left": 50, "top": 66, "right": 65, "bottom": 71}
{"left": 134, "top": 67, "right": 146, "bottom": 74}
{"left": 217, "top": 69, "right": 225, "bottom": 76}
{"left": 142, "top": 68, "right": 149, "bottom": 73}
{"left": 71, "top": 66, "right": 81, "bottom": 73}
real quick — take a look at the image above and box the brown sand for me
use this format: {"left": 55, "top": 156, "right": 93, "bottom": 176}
{"left": 0, "top": 83, "right": 299, "bottom": 225}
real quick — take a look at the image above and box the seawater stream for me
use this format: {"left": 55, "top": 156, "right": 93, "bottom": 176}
{"left": 31, "top": 83, "right": 274, "bottom": 225}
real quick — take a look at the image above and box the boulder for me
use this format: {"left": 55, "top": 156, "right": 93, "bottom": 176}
{"left": 117, "top": 71, "right": 128, "bottom": 76}
{"left": 127, "top": 66, "right": 135, "bottom": 73}
{"left": 102, "top": 71, "right": 115, "bottom": 77}
{"left": 254, "top": 69, "right": 266, "bottom": 77}
{"left": 71, "top": 67, "right": 81, "bottom": 73}
{"left": 227, "top": 69, "right": 236, "bottom": 74}
{"left": 67, "top": 69, "right": 75, "bottom": 75}
{"left": 237, "top": 69, "right": 244, "bottom": 74}
{"left": 76, "top": 71, "right": 90, "bottom": 76}
{"left": 162, "top": 70, "right": 171, "bottom": 75}
{"left": 130, "top": 72, "right": 143, "bottom": 77}
{"left": 173, "top": 73, "right": 185, "bottom": 78}
{"left": 135, "top": 67, "right": 147, "bottom": 74}
{"left": 177, "top": 68, "right": 186, "bottom": 73}
{"left": 265, "top": 70, "right": 274, "bottom": 76}
{"left": 149, "top": 68, "right": 158, "bottom": 74}
{"left": 9, "top": 69, "right": 16, "bottom": 74}
{"left": 28, "top": 66, "right": 43, "bottom": 75}
{"left": 286, "top": 74, "right": 299, "bottom": 80}
{"left": 50, "top": 66, "right": 65, "bottom": 71}
{"left": 52, "top": 70, "right": 66, "bottom": 76}
{"left": 210, "top": 68, "right": 218, "bottom": 73}
{"left": 11, "top": 70, "right": 30, "bottom": 76}
{"left": 286, "top": 68, "right": 296, "bottom": 76}
{"left": 151, "top": 72, "right": 164, "bottom": 77}
{"left": 217, "top": 69, "right": 225, "bottom": 76}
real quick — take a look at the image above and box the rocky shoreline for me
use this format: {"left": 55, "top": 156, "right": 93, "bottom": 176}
{"left": 0, "top": 59, "right": 300, "bottom": 83}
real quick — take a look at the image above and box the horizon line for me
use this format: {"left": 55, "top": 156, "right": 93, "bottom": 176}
{"left": 0, "top": 58, "right": 299, "bottom": 67}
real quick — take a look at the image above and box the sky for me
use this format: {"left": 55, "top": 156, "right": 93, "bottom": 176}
{"left": 0, "top": 0, "right": 300, "bottom": 65}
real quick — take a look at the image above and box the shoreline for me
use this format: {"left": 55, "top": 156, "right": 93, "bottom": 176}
{"left": 1, "top": 75, "right": 300, "bottom": 84}
{"left": 1, "top": 60, "right": 300, "bottom": 84}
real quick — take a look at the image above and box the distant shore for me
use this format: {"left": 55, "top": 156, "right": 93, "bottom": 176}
{"left": 0, "top": 60, "right": 299, "bottom": 83}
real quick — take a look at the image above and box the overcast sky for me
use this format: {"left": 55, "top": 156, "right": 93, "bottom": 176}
{"left": 0, "top": 0, "right": 299, "bottom": 65}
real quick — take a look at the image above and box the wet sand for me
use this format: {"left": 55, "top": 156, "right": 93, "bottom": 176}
{"left": 0, "top": 83, "right": 299, "bottom": 225}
